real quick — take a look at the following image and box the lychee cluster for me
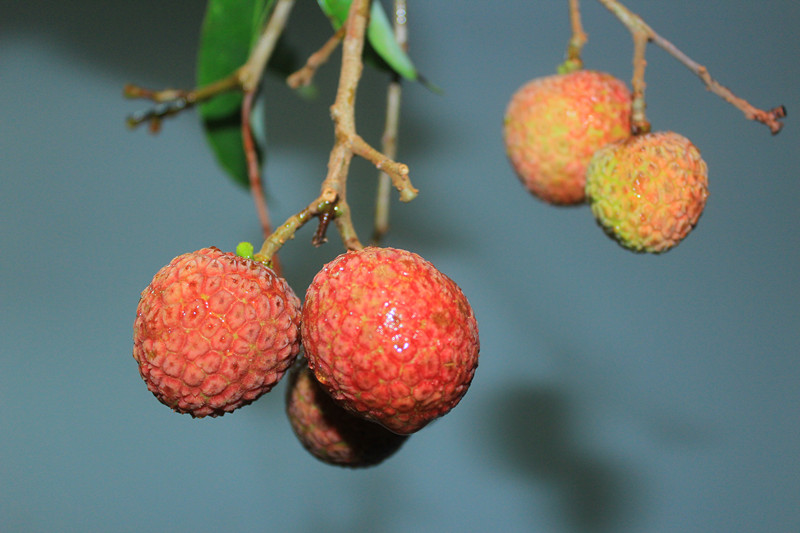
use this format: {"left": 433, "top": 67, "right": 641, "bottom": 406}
{"left": 504, "top": 69, "right": 709, "bottom": 253}
{"left": 133, "top": 245, "right": 479, "bottom": 467}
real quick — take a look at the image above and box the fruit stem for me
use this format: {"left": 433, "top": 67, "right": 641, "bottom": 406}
{"left": 558, "top": 0, "right": 587, "bottom": 74}
{"left": 255, "top": 188, "right": 339, "bottom": 263}
{"left": 630, "top": 30, "right": 651, "bottom": 135}
{"left": 373, "top": 0, "right": 407, "bottom": 245}
{"left": 333, "top": 201, "right": 364, "bottom": 251}
{"left": 596, "top": 0, "right": 786, "bottom": 134}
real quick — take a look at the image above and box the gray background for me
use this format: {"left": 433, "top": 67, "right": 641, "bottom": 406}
{"left": 2, "top": 1, "right": 798, "bottom": 532}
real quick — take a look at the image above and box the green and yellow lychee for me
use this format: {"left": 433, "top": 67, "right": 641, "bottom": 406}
{"left": 133, "top": 247, "right": 302, "bottom": 417}
{"left": 585, "top": 131, "right": 709, "bottom": 253}
{"left": 504, "top": 70, "right": 632, "bottom": 205}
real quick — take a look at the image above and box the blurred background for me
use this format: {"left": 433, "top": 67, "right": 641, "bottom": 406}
{"left": 2, "top": 1, "right": 798, "bottom": 531}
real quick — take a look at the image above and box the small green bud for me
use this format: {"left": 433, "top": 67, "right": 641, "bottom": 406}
{"left": 236, "top": 241, "right": 255, "bottom": 259}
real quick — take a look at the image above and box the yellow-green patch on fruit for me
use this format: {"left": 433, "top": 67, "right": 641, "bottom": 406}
{"left": 585, "top": 131, "right": 709, "bottom": 253}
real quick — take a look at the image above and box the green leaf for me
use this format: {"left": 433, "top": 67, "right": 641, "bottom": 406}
{"left": 196, "top": 0, "right": 274, "bottom": 188}
{"left": 317, "top": 0, "right": 418, "bottom": 82}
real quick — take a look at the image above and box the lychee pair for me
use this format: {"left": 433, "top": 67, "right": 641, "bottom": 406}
{"left": 504, "top": 69, "right": 709, "bottom": 253}
{"left": 133, "top": 245, "right": 480, "bottom": 466}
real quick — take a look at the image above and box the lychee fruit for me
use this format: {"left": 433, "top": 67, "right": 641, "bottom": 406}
{"left": 286, "top": 361, "right": 408, "bottom": 467}
{"left": 132, "top": 247, "right": 302, "bottom": 417}
{"left": 503, "top": 70, "right": 632, "bottom": 205}
{"left": 301, "top": 247, "right": 480, "bottom": 435}
{"left": 585, "top": 131, "right": 709, "bottom": 253}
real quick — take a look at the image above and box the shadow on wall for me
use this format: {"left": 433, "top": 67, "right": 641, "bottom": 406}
{"left": 479, "top": 383, "right": 643, "bottom": 532}
{"left": 1, "top": 1, "right": 338, "bottom": 111}
{"left": 3, "top": 0, "right": 206, "bottom": 84}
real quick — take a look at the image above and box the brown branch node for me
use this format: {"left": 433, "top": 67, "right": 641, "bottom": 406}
{"left": 312, "top": 211, "right": 334, "bottom": 246}
{"left": 287, "top": 26, "right": 346, "bottom": 89}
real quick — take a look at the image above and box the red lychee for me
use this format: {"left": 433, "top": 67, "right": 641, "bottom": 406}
{"left": 132, "top": 247, "right": 301, "bottom": 417}
{"left": 301, "top": 247, "right": 480, "bottom": 435}
{"left": 286, "top": 361, "right": 408, "bottom": 467}
{"left": 504, "top": 70, "right": 632, "bottom": 205}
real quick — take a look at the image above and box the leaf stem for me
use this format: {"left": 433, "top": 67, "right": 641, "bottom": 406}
{"left": 596, "top": 0, "right": 786, "bottom": 134}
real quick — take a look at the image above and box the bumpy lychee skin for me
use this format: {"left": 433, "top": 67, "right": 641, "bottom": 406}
{"left": 301, "top": 247, "right": 480, "bottom": 435}
{"left": 133, "top": 247, "right": 301, "bottom": 417}
{"left": 585, "top": 131, "right": 709, "bottom": 253}
{"left": 286, "top": 362, "right": 408, "bottom": 467}
{"left": 504, "top": 70, "right": 632, "bottom": 205}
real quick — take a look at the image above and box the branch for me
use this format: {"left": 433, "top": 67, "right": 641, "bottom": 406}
{"left": 323, "top": 0, "right": 416, "bottom": 250}
{"left": 241, "top": 0, "right": 296, "bottom": 92}
{"left": 124, "top": 0, "right": 296, "bottom": 130}
{"left": 255, "top": 188, "right": 339, "bottom": 264}
{"left": 251, "top": 0, "right": 373, "bottom": 257}
{"left": 287, "top": 26, "right": 346, "bottom": 89}
{"left": 252, "top": 0, "right": 418, "bottom": 258}
{"left": 596, "top": 0, "right": 786, "bottom": 134}
{"left": 373, "top": 0, "right": 407, "bottom": 244}
{"left": 123, "top": 75, "right": 240, "bottom": 131}
{"left": 630, "top": 30, "right": 650, "bottom": 134}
